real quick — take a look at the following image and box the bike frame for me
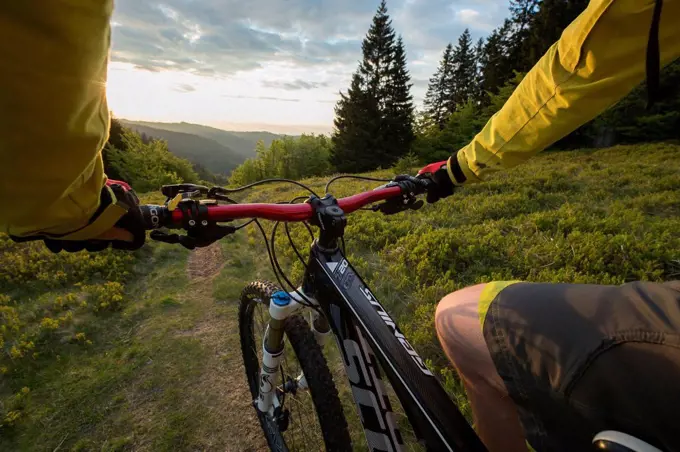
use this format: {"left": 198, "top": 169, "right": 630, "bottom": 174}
{"left": 258, "top": 240, "right": 487, "bottom": 452}
{"left": 143, "top": 183, "right": 663, "bottom": 452}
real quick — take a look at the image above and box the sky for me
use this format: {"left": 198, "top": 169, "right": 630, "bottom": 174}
{"left": 107, "top": 0, "right": 510, "bottom": 134}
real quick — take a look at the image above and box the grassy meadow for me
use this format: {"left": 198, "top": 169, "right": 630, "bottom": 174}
{"left": 0, "top": 143, "right": 678, "bottom": 450}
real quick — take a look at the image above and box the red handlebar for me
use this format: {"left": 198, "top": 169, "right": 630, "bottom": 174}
{"left": 166, "top": 185, "right": 403, "bottom": 225}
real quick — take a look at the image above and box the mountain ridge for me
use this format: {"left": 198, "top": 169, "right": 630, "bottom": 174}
{"left": 120, "top": 120, "right": 284, "bottom": 175}
{"left": 121, "top": 120, "right": 281, "bottom": 157}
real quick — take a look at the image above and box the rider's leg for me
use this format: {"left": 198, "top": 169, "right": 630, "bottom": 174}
{"left": 438, "top": 281, "right": 680, "bottom": 452}
{"left": 435, "top": 284, "right": 527, "bottom": 452}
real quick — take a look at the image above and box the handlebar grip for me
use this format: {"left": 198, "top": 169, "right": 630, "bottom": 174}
{"left": 139, "top": 205, "right": 171, "bottom": 230}
{"left": 391, "top": 174, "right": 434, "bottom": 195}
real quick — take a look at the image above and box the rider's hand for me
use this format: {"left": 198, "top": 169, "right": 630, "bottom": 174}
{"left": 42, "top": 180, "right": 146, "bottom": 253}
{"left": 417, "top": 161, "right": 456, "bottom": 203}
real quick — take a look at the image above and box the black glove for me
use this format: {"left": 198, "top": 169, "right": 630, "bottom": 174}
{"left": 417, "top": 161, "right": 456, "bottom": 203}
{"left": 42, "top": 181, "right": 146, "bottom": 253}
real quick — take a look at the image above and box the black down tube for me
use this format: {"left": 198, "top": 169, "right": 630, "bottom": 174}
{"left": 304, "top": 244, "right": 487, "bottom": 452}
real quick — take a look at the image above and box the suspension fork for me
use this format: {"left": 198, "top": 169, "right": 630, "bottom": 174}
{"left": 311, "top": 310, "right": 332, "bottom": 346}
{"left": 257, "top": 289, "right": 325, "bottom": 413}
{"left": 258, "top": 291, "right": 292, "bottom": 413}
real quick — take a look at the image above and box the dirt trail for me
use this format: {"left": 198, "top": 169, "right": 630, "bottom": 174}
{"left": 185, "top": 243, "right": 268, "bottom": 451}
{"left": 187, "top": 242, "right": 226, "bottom": 279}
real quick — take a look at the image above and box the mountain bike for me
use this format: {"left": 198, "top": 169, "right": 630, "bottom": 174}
{"left": 139, "top": 172, "right": 663, "bottom": 452}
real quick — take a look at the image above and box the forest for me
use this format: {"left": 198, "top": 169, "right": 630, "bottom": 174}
{"left": 227, "top": 0, "right": 680, "bottom": 183}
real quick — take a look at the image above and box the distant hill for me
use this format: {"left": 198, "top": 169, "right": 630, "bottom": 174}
{"left": 121, "top": 120, "right": 281, "bottom": 160}
{"left": 228, "top": 131, "right": 283, "bottom": 150}
{"left": 120, "top": 122, "right": 245, "bottom": 174}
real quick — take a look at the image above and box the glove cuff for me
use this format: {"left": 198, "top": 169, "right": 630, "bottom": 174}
{"left": 55, "top": 186, "right": 126, "bottom": 241}
{"left": 446, "top": 152, "right": 468, "bottom": 186}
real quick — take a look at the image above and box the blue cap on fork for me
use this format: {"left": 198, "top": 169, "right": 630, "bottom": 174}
{"left": 271, "top": 291, "right": 291, "bottom": 306}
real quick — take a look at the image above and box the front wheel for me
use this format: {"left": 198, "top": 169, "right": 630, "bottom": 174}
{"left": 238, "top": 280, "right": 351, "bottom": 451}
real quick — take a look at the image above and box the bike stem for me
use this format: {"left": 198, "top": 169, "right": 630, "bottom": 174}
{"left": 308, "top": 195, "right": 347, "bottom": 250}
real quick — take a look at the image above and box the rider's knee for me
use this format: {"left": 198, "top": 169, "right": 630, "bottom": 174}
{"left": 435, "top": 284, "right": 487, "bottom": 336}
{"left": 435, "top": 284, "right": 488, "bottom": 376}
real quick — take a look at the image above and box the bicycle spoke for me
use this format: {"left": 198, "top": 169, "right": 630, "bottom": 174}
{"left": 299, "top": 400, "right": 312, "bottom": 449}
{"left": 254, "top": 305, "right": 265, "bottom": 379}
{"left": 288, "top": 358, "right": 320, "bottom": 450}
{"left": 284, "top": 348, "right": 309, "bottom": 451}
{"left": 293, "top": 392, "right": 308, "bottom": 451}
{"left": 302, "top": 393, "right": 321, "bottom": 446}
{"left": 289, "top": 407, "right": 298, "bottom": 451}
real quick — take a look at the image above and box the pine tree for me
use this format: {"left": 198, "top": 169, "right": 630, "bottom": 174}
{"left": 383, "top": 36, "right": 415, "bottom": 158}
{"left": 526, "top": 0, "right": 588, "bottom": 65}
{"left": 509, "top": 0, "right": 540, "bottom": 29}
{"left": 103, "top": 117, "right": 127, "bottom": 180}
{"left": 478, "top": 20, "right": 514, "bottom": 101}
{"left": 331, "top": 74, "right": 378, "bottom": 172}
{"left": 473, "top": 38, "right": 486, "bottom": 105}
{"left": 423, "top": 43, "right": 454, "bottom": 129}
{"left": 332, "top": 0, "right": 414, "bottom": 172}
{"left": 507, "top": 0, "right": 540, "bottom": 71}
{"left": 445, "top": 29, "right": 476, "bottom": 112}
{"left": 359, "top": 0, "right": 396, "bottom": 103}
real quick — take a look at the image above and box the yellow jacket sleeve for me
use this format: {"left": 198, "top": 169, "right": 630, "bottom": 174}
{"left": 450, "top": 0, "right": 680, "bottom": 184}
{"left": 0, "top": 1, "right": 125, "bottom": 239}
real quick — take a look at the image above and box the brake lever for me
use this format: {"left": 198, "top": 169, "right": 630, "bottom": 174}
{"left": 150, "top": 199, "right": 236, "bottom": 250}
{"left": 373, "top": 175, "right": 428, "bottom": 215}
{"left": 161, "top": 184, "right": 210, "bottom": 200}
{"left": 150, "top": 224, "right": 236, "bottom": 250}
{"left": 375, "top": 197, "right": 424, "bottom": 215}
{"left": 207, "top": 187, "right": 239, "bottom": 204}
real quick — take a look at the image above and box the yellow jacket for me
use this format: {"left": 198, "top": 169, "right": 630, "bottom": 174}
{"left": 449, "top": 0, "right": 680, "bottom": 185}
{"left": 0, "top": 1, "right": 121, "bottom": 239}
{"left": 1, "top": 0, "right": 679, "bottom": 238}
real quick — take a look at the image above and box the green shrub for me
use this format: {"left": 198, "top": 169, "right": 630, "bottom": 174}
{"left": 0, "top": 235, "right": 140, "bottom": 398}
{"left": 230, "top": 135, "right": 333, "bottom": 185}
{"left": 392, "top": 152, "right": 421, "bottom": 174}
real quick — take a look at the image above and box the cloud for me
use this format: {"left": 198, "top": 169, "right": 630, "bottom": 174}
{"left": 111, "top": 0, "right": 374, "bottom": 76}
{"left": 173, "top": 83, "right": 196, "bottom": 93}
{"left": 411, "top": 77, "right": 430, "bottom": 89}
{"left": 110, "top": 0, "right": 511, "bottom": 111}
{"left": 454, "top": 8, "right": 495, "bottom": 31}
{"left": 261, "top": 80, "right": 330, "bottom": 90}
{"left": 222, "top": 94, "right": 300, "bottom": 102}
{"left": 221, "top": 93, "right": 337, "bottom": 103}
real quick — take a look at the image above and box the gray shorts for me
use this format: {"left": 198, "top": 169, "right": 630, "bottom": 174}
{"left": 483, "top": 281, "right": 680, "bottom": 452}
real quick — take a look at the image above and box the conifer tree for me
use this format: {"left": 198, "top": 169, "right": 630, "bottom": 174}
{"left": 478, "top": 21, "right": 513, "bottom": 100}
{"left": 423, "top": 43, "right": 454, "bottom": 129}
{"left": 447, "top": 29, "right": 477, "bottom": 110}
{"left": 383, "top": 36, "right": 415, "bottom": 157}
{"left": 473, "top": 38, "right": 486, "bottom": 105}
{"left": 332, "top": 0, "right": 414, "bottom": 171}
{"left": 332, "top": 74, "right": 378, "bottom": 172}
